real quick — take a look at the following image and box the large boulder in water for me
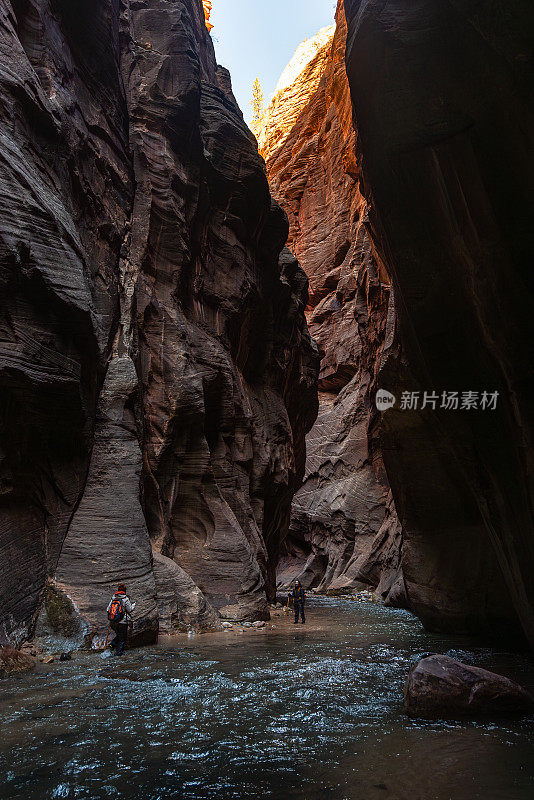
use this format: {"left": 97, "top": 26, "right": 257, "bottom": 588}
{"left": 404, "top": 654, "right": 534, "bottom": 719}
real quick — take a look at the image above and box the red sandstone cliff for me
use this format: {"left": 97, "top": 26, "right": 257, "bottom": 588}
{"left": 0, "top": 0, "right": 318, "bottom": 646}
{"left": 202, "top": 0, "right": 213, "bottom": 32}
{"left": 257, "top": 8, "right": 404, "bottom": 602}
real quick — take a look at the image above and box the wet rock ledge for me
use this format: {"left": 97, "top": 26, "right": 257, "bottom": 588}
{"left": 0, "top": 646, "right": 35, "bottom": 677}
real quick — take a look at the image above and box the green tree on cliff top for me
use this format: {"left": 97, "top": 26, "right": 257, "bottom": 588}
{"left": 250, "top": 77, "right": 265, "bottom": 130}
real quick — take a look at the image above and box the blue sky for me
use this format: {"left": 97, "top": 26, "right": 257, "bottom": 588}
{"left": 210, "top": 0, "right": 337, "bottom": 123}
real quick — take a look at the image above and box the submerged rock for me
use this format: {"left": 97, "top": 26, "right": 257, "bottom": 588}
{"left": 352, "top": 590, "right": 374, "bottom": 602}
{"left": 0, "top": 646, "right": 36, "bottom": 677}
{"left": 404, "top": 655, "right": 534, "bottom": 719}
{"left": 99, "top": 668, "right": 141, "bottom": 682}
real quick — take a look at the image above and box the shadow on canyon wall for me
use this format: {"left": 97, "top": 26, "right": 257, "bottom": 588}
{"left": 0, "top": 0, "right": 533, "bottom": 653}
{"left": 344, "top": 0, "right": 534, "bottom": 647}
{"left": 0, "top": 0, "right": 318, "bottom": 647}
{"left": 259, "top": 0, "right": 534, "bottom": 651}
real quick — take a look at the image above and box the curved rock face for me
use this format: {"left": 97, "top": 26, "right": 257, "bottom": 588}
{"left": 344, "top": 0, "right": 534, "bottom": 646}
{"left": 259, "top": 6, "right": 403, "bottom": 600}
{"left": 0, "top": 0, "right": 131, "bottom": 645}
{"left": 0, "top": 0, "right": 318, "bottom": 646}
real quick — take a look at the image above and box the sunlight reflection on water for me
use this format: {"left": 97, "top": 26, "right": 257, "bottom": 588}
{"left": 1, "top": 598, "right": 533, "bottom": 800}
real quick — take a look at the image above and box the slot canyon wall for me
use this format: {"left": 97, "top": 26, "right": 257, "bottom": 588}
{"left": 343, "top": 0, "right": 534, "bottom": 647}
{"left": 255, "top": 7, "right": 404, "bottom": 603}
{"left": 0, "top": 0, "right": 318, "bottom": 647}
{"left": 255, "top": 0, "right": 534, "bottom": 650}
{"left": 1, "top": 0, "right": 532, "bottom": 654}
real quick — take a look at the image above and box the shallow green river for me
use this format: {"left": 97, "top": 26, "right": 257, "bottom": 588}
{"left": 1, "top": 598, "right": 533, "bottom": 800}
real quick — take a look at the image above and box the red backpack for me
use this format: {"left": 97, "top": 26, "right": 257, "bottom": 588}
{"left": 108, "top": 595, "right": 125, "bottom": 623}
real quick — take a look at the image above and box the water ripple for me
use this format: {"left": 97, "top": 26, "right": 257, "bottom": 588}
{"left": 1, "top": 599, "right": 533, "bottom": 800}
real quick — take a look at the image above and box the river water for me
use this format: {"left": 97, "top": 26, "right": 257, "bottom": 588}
{"left": 1, "top": 598, "right": 533, "bottom": 800}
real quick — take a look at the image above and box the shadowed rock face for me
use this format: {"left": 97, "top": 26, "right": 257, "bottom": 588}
{"left": 258, "top": 5, "right": 404, "bottom": 600}
{"left": 344, "top": 0, "right": 534, "bottom": 646}
{"left": 0, "top": 0, "right": 130, "bottom": 645}
{"left": 0, "top": 0, "right": 318, "bottom": 646}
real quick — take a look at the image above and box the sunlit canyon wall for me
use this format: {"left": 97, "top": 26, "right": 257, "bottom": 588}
{"left": 256, "top": 7, "right": 404, "bottom": 605}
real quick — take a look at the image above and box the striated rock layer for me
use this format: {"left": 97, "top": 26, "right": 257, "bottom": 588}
{"left": 258, "top": 7, "right": 404, "bottom": 602}
{"left": 254, "top": 25, "right": 334, "bottom": 155}
{"left": 344, "top": 0, "right": 534, "bottom": 646}
{"left": 0, "top": 0, "right": 318, "bottom": 646}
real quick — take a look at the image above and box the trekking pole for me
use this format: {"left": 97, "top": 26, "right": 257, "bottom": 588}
{"left": 285, "top": 598, "right": 290, "bottom": 621}
{"left": 103, "top": 624, "right": 110, "bottom": 650}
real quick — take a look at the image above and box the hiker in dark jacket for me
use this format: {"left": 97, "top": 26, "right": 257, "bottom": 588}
{"left": 291, "top": 580, "right": 306, "bottom": 624}
{"left": 107, "top": 583, "right": 135, "bottom": 656}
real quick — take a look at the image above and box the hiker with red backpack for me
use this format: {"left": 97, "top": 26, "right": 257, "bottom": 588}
{"left": 107, "top": 583, "right": 136, "bottom": 656}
